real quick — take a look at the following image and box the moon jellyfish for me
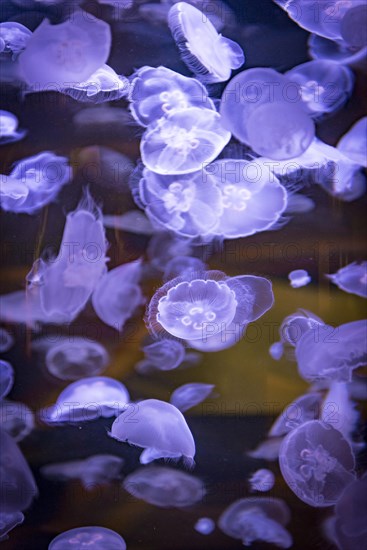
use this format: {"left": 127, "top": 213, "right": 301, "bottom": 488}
{"left": 43, "top": 377, "right": 130, "bottom": 424}
{"left": 0, "top": 22, "right": 32, "bottom": 58}
{"left": 0, "top": 400, "right": 35, "bottom": 441}
{"left": 163, "top": 256, "right": 207, "bottom": 282}
{"left": 1, "top": 151, "right": 71, "bottom": 214}
{"left": 140, "top": 107, "right": 231, "bottom": 175}
{"left": 109, "top": 398, "right": 195, "bottom": 466}
{"left": 269, "top": 392, "right": 322, "bottom": 437}
{"left": 321, "top": 381, "right": 359, "bottom": 442}
{"left": 194, "top": 517, "right": 215, "bottom": 535}
{"left": 49, "top": 526, "right": 126, "bottom": 550}
{"left": 0, "top": 428, "right": 38, "bottom": 513}
{"left": 279, "top": 420, "right": 356, "bottom": 507}
{"left": 337, "top": 117, "right": 367, "bottom": 168}
{"left": 92, "top": 259, "right": 144, "bottom": 332}
{"left": 271, "top": 309, "right": 324, "bottom": 361}
{"left": 0, "top": 110, "right": 26, "bottom": 144}
{"left": 218, "top": 497, "right": 292, "bottom": 548}
{"left": 147, "top": 232, "right": 193, "bottom": 272}
{"left": 248, "top": 469, "right": 275, "bottom": 493}
{"left": 0, "top": 361, "right": 14, "bottom": 399}
{"left": 288, "top": 269, "right": 311, "bottom": 288}
{"left": 327, "top": 262, "right": 367, "bottom": 298}
{"left": 41, "top": 454, "right": 124, "bottom": 489}
{"left": 141, "top": 339, "right": 186, "bottom": 371}
{"left": 0, "top": 328, "right": 14, "bottom": 352}
{"left": 170, "top": 382, "right": 214, "bottom": 412}
{"left": 285, "top": 60, "right": 354, "bottom": 118}
{"left": 61, "top": 64, "right": 129, "bottom": 104}
{"left": 296, "top": 319, "right": 367, "bottom": 382}
{"left": 129, "top": 65, "right": 215, "bottom": 127}
{"left": 340, "top": 3, "right": 367, "bottom": 49}
{"left": 18, "top": 11, "right": 111, "bottom": 88}
{"left": 45, "top": 337, "right": 110, "bottom": 380}
{"left": 168, "top": 2, "right": 244, "bottom": 83}
{"left": 0, "top": 511, "right": 24, "bottom": 542}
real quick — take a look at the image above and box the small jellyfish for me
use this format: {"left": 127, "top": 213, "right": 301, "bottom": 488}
{"left": 123, "top": 465, "right": 204, "bottom": 507}
{"left": 0, "top": 511, "right": 24, "bottom": 542}
{"left": 43, "top": 377, "right": 130, "bottom": 424}
{"left": 194, "top": 517, "right": 215, "bottom": 535}
{"left": 269, "top": 342, "right": 284, "bottom": 361}
{"left": 61, "top": 64, "right": 129, "bottom": 104}
{"left": 0, "top": 400, "right": 35, "bottom": 441}
{"left": 45, "top": 337, "right": 110, "bottom": 380}
{"left": 109, "top": 398, "right": 195, "bottom": 466}
{"left": 288, "top": 269, "right": 311, "bottom": 288}
{"left": 327, "top": 262, "right": 367, "bottom": 298}
{"left": 0, "top": 110, "right": 26, "bottom": 144}
{"left": 248, "top": 469, "right": 275, "bottom": 493}
{"left": 92, "top": 259, "right": 144, "bottom": 332}
{"left": 141, "top": 339, "right": 186, "bottom": 371}
{"left": 170, "top": 382, "right": 214, "bottom": 412}
{"left": 0, "top": 361, "right": 14, "bottom": 399}
{"left": 168, "top": 2, "right": 244, "bottom": 83}
{"left": 278, "top": 309, "right": 324, "bottom": 359}
{"left": 49, "top": 526, "right": 126, "bottom": 550}
{"left": 0, "top": 177, "right": 29, "bottom": 212}
{"left": 140, "top": 107, "right": 231, "bottom": 175}
{"left": 247, "top": 438, "right": 284, "bottom": 461}
{"left": 337, "top": 117, "right": 367, "bottom": 168}
{"left": 279, "top": 420, "right": 356, "bottom": 507}
{"left": 218, "top": 497, "right": 293, "bottom": 548}
{"left": 0, "top": 328, "right": 14, "bottom": 352}
{"left": 0, "top": 22, "right": 32, "bottom": 58}
{"left": 269, "top": 392, "right": 323, "bottom": 437}
{"left": 163, "top": 256, "right": 207, "bottom": 282}
{"left": 321, "top": 381, "right": 359, "bottom": 442}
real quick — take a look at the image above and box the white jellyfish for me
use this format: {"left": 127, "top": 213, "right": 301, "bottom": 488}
{"left": 194, "top": 517, "right": 215, "bottom": 535}
{"left": 0, "top": 110, "right": 26, "bottom": 144}
{"left": 61, "top": 64, "right": 129, "bottom": 104}
{"left": 326, "top": 262, "right": 367, "bottom": 298}
{"left": 288, "top": 269, "right": 312, "bottom": 288}
{"left": 170, "top": 382, "right": 215, "bottom": 412}
{"left": 49, "top": 526, "right": 126, "bottom": 550}
{"left": 337, "top": 117, "right": 367, "bottom": 168}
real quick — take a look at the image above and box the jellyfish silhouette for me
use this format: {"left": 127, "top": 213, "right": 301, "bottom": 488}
{"left": 49, "top": 526, "right": 126, "bottom": 550}
{"left": 0, "top": 110, "right": 26, "bottom": 144}
{"left": 170, "top": 382, "right": 214, "bottom": 412}
{"left": 327, "top": 262, "right": 367, "bottom": 298}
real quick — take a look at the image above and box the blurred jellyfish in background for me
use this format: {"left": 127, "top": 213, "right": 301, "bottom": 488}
{"left": 194, "top": 517, "right": 215, "bottom": 535}
{"left": 321, "top": 381, "right": 359, "bottom": 443}
{"left": 170, "top": 382, "right": 214, "bottom": 412}
{"left": 288, "top": 269, "right": 311, "bottom": 288}
{"left": 327, "top": 262, "right": 367, "bottom": 298}
{"left": 0, "top": 22, "right": 32, "bottom": 59}
{"left": 92, "top": 259, "right": 144, "bottom": 332}
{"left": 308, "top": 34, "right": 367, "bottom": 69}
{"left": 0, "top": 400, "right": 35, "bottom": 441}
{"left": 0, "top": 360, "right": 14, "bottom": 399}
{"left": 248, "top": 469, "right": 275, "bottom": 493}
{"left": 104, "top": 210, "right": 155, "bottom": 236}
{"left": 147, "top": 232, "right": 193, "bottom": 273}
{"left": 337, "top": 117, "right": 367, "bottom": 168}
{"left": 0, "top": 328, "right": 14, "bottom": 352}
{"left": 109, "top": 398, "right": 195, "bottom": 466}
{"left": 0, "top": 511, "right": 24, "bottom": 542}
{"left": 0, "top": 110, "right": 26, "bottom": 144}
{"left": 43, "top": 377, "right": 130, "bottom": 424}
{"left": 247, "top": 437, "right": 284, "bottom": 462}
{"left": 49, "top": 526, "right": 127, "bottom": 550}
{"left": 124, "top": 466, "right": 204, "bottom": 507}
{"left": 163, "top": 256, "right": 207, "bottom": 281}
{"left": 269, "top": 392, "right": 323, "bottom": 438}
{"left": 60, "top": 64, "right": 129, "bottom": 104}
{"left": 219, "top": 497, "right": 293, "bottom": 548}
{"left": 137, "top": 338, "right": 186, "bottom": 372}
{"left": 279, "top": 420, "right": 356, "bottom": 507}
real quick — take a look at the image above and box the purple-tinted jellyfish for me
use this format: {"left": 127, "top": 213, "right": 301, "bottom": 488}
{"left": 0, "top": 511, "right": 24, "bottom": 542}
{"left": 218, "top": 497, "right": 292, "bottom": 548}
{"left": 0, "top": 328, "right": 14, "bottom": 352}
{"left": 141, "top": 339, "right": 186, "bottom": 371}
{"left": 0, "top": 361, "right": 14, "bottom": 399}
{"left": 248, "top": 469, "right": 275, "bottom": 493}
{"left": 269, "top": 392, "right": 323, "bottom": 437}
{"left": 109, "top": 398, "right": 195, "bottom": 466}
{"left": 288, "top": 269, "right": 311, "bottom": 288}
{"left": 327, "top": 262, "right": 367, "bottom": 298}
{"left": 103, "top": 211, "right": 155, "bottom": 236}
{"left": 45, "top": 337, "right": 110, "bottom": 380}
{"left": 163, "top": 256, "right": 207, "bottom": 282}
{"left": 273, "top": 309, "right": 324, "bottom": 361}
{"left": 0, "top": 110, "right": 26, "bottom": 144}
{"left": 308, "top": 33, "right": 367, "bottom": 69}
{"left": 170, "top": 382, "right": 214, "bottom": 412}
{"left": 147, "top": 232, "right": 193, "bottom": 273}
{"left": 0, "top": 22, "right": 32, "bottom": 58}
{"left": 220, "top": 68, "right": 315, "bottom": 160}
{"left": 279, "top": 420, "right": 356, "bottom": 507}
{"left": 194, "top": 517, "right": 215, "bottom": 535}
{"left": 337, "top": 117, "right": 367, "bottom": 168}
{"left": 18, "top": 11, "right": 111, "bottom": 88}
{"left": 247, "top": 438, "right": 284, "bottom": 461}
{"left": 334, "top": 475, "right": 367, "bottom": 540}
{"left": 61, "top": 64, "right": 129, "bottom": 104}
{"left": 296, "top": 319, "right": 367, "bottom": 382}
{"left": 0, "top": 428, "right": 38, "bottom": 513}
{"left": 284, "top": 193, "right": 315, "bottom": 214}
{"left": 92, "top": 259, "right": 144, "bottom": 332}
{"left": 49, "top": 526, "right": 126, "bottom": 550}
{"left": 321, "top": 382, "right": 359, "bottom": 442}
{"left": 1, "top": 152, "right": 71, "bottom": 214}
{"left": 269, "top": 342, "right": 284, "bottom": 361}
{"left": 285, "top": 60, "right": 354, "bottom": 119}
{"left": 129, "top": 65, "right": 215, "bottom": 127}
{"left": 41, "top": 454, "right": 124, "bottom": 489}
{"left": 0, "top": 400, "right": 35, "bottom": 442}
{"left": 43, "top": 377, "right": 130, "bottom": 424}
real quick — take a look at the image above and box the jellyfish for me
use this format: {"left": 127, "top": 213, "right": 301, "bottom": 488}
{"left": 141, "top": 339, "right": 186, "bottom": 371}
{"left": 140, "top": 107, "right": 231, "bottom": 174}
{"left": 163, "top": 256, "right": 207, "bottom": 282}
{"left": 335, "top": 475, "right": 367, "bottom": 538}
{"left": 128, "top": 65, "right": 215, "bottom": 127}
{"left": 61, "top": 64, "right": 129, "bottom": 104}
{"left": 248, "top": 469, "right": 275, "bottom": 493}
{"left": 103, "top": 211, "right": 155, "bottom": 235}
{"left": 0, "top": 110, "right": 26, "bottom": 144}
{"left": 308, "top": 32, "right": 367, "bottom": 68}
{"left": 321, "top": 381, "right": 359, "bottom": 442}
{"left": 218, "top": 497, "right": 293, "bottom": 548}
{"left": 269, "top": 342, "right": 284, "bottom": 361}
{"left": 268, "top": 392, "right": 323, "bottom": 437}
{"left": 18, "top": 11, "right": 111, "bottom": 88}
{"left": 247, "top": 438, "right": 284, "bottom": 461}
{"left": 92, "top": 259, "right": 144, "bottom": 332}
{"left": 168, "top": 2, "right": 244, "bottom": 83}
{"left": 194, "top": 517, "right": 215, "bottom": 535}
{"left": 0, "top": 361, "right": 14, "bottom": 399}
{"left": 0, "top": 511, "right": 24, "bottom": 542}
{"left": 0, "top": 428, "right": 38, "bottom": 513}
{"left": 147, "top": 232, "right": 193, "bottom": 272}
{"left": 0, "top": 22, "right": 32, "bottom": 58}
{"left": 170, "top": 382, "right": 214, "bottom": 412}
{"left": 109, "top": 398, "right": 195, "bottom": 466}
{"left": 279, "top": 420, "right": 356, "bottom": 507}
{"left": 337, "top": 117, "right": 367, "bottom": 168}
{"left": 272, "top": 308, "right": 324, "bottom": 361}
{"left": 0, "top": 328, "right": 14, "bottom": 353}
{"left": 49, "top": 526, "right": 126, "bottom": 550}
{"left": 42, "top": 376, "right": 130, "bottom": 424}
{"left": 45, "top": 337, "right": 110, "bottom": 380}
{"left": 1, "top": 151, "right": 71, "bottom": 214}
{"left": 327, "top": 262, "right": 367, "bottom": 298}
{"left": 0, "top": 400, "right": 35, "bottom": 442}
{"left": 295, "top": 319, "right": 367, "bottom": 382}
{"left": 288, "top": 269, "right": 311, "bottom": 288}
{"left": 284, "top": 193, "right": 315, "bottom": 214}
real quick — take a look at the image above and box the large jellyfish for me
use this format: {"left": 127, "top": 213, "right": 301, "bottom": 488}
{"left": 168, "top": 2, "right": 244, "bottom": 83}
{"left": 327, "top": 262, "right": 367, "bottom": 298}
{"left": 279, "top": 420, "right": 356, "bottom": 507}
{"left": 218, "top": 497, "right": 293, "bottom": 548}
{"left": 123, "top": 465, "right": 204, "bottom": 507}
{"left": 0, "top": 400, "right": 35, "bottom": 442}
{"left": 18, "top": 11, "right": 111, "bottom": 88}
{"left": 269, "top": 392, "right": 323, "bottom": 437}
{"left": 61, "top": 64, "right": 129, "bottom": 104}
{"left": 0, "top": 22, "right": 32, "bottom": 58}
{"left": 170, "top": 382, "right": 214, "bottom": 412}
{"left": 49, "top": 526, "right": 126, "bottom": 550}
{"left": 248, "top": 469, "right": 275, "bottom": 493}
{"left": 109, "top": 398, "right": 195, "bottom": 466}
{"left": 0, "top": 360, "right": 14, "bottom": 399}
{"left": 0, "top": 110, "right": 26, "bottom": 144}
{"left": 337, "top": 117, "right": 367, "bottom": 168}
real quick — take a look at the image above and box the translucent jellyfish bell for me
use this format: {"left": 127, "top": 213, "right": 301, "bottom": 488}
{"left": 337, "top": 117, "right": 367, "bottom": 168}
{"left": 288, "top": 269, "right": 311, "bottom": 288}
{"left": 170, "top": 382, "right": 214, "bottom": 412}
{"left": 0, "top": 110, "right": 26, "bottom": 144}
{"left": 109, "top": 398, "right": 196, "bottom": 466}
{"left": 0, "top": 22, "right": 32, "bottom": 58}
{"left": 49, "top": 526, "right": 126, "bottom": 550}
{"left": 218, "top": 497, "right": 292, "bottom": 548}
{"left": 268, "top": 392, "right": 323, "bottom": 437}
{"left": 168, "top": 2, "right": 244, "bottom": 83}
{"left": 194, "top": 517, "right": 215, "bottom": 535}
{"left": 163, "top": 256, "right": 207, "bottom": 281}
{"left": 248, "top": 469, "right": 275, "bottom": 493}
{"left": 0, "top": 400, "right": 35, "bottom": 442}
{"left": 141, "top": 339, "right": 186, "bottom": 371}
{"left": 327, "top": 262, "right": 367, "bottom": 298}
{"left": 0, "top": 511, "right": 24, "bottom": 542}
{"left": 279, "top": 420, "right": 356, "bottom": 507}
{"left": 334, "top": 475, "right": 367, "bottom": 540}
{"left": 321, "top": 381, "right": 359, "bottom": 442}
{"left": 140, "top": 107, "right": 231, "bottom": 174}
{"left": 123, "top": 466, "right": 204, "bottom": 507}
{"left": 61, "top": 64, "right": 129, "bottom": 104}
{"left": 0, "top": 360, "right": 14, "bottom": 399}
{"left": 308, "top": 33, "right": 367, "bottom": 68}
